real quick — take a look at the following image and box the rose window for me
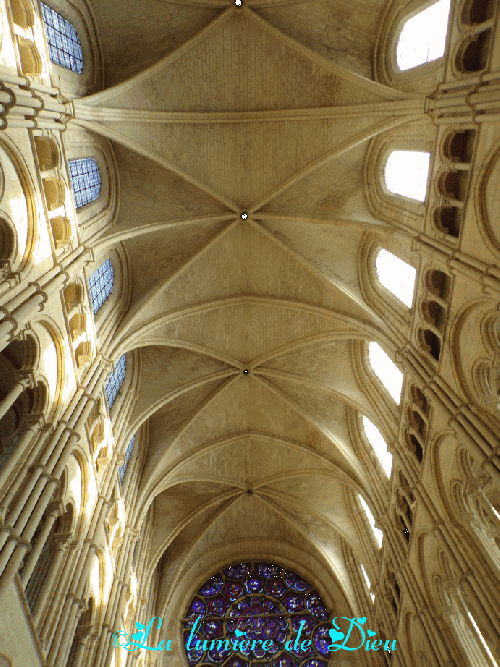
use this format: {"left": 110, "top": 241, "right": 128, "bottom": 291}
{"left": 183, "top": 562, "right": 331, "bottom": 667}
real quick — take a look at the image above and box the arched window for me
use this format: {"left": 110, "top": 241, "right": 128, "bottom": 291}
{"left": 183, "top": 562, "right": 330, "bottom": 667}
{"left": 376, "top": 249, "right": 416, "bottom": 307}
{"left": 68, "top": 159, "right": 101, "bottom": 209}
{"left": 41, "top": 4, "right": 83, "bottom": 74}
{"left": 118, "top": 435, "right": 135, "bottom": 483}
{"left": 358, "top": 495, "right": 383, "bottom": 547}
{"left": 362, "top": 416, "right": 393, "bottom": 477}
{"left": 360, "top": 564, "right": 375, "bottom": 602}
{"left": 384, "top": 151, "right": 430, "bottom": 201}
{"left": 88, "top": 259, "right": 113, "bottom": 314}
{"left": 368, "top": 342, "right": 404, "bottom": 404}
{"left": 396, "top": 0, "right": 451, "bottom": 70}
{"left": 105, "top": 355, "right": 126, "bottom": 410}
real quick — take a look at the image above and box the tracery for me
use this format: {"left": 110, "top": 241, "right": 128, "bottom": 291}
{"left": 184, "top": 563, "right": 330, "bottom": 667}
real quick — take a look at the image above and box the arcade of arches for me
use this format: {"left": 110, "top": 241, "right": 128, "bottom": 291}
{"left": 1, "top": 0, "right": 500, "bottom": 666}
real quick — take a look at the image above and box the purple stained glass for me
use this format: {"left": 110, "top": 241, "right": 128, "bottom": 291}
{"left": 256, "top": 563, "right": 283, "bottom": 578}
{"left": 209, "top": 597, "right": 228, "bottom": 615}
{"left": 305, "top": 592, "right": 328, "bottom": 620}
{"left": 284, "top": 593, "right": 304, "bottom": 612}
{"left": 312, "top": 624, "right": 331, "bottom": 656}
{"left": 284, "top": 571, "right": 310, "bottom": 592}
{"left": 292, "top": 615, "right": 314, "bottom": 633}
{"left": 244, "top": 576, "right": 264, "bottom": 593}
{"left": 225, "top": 581, "right": 244, "bottom": 600}
{"left": 224, "top": 564, "right": 251, "bottom": 580}
{"left": 202, "top": 620, "right": 222, "bottom": 638}
{"left": 273, "top": 658, "right": 297, "bottom": 667}
{"left": 198, "top": 574, "right": 224, "bottom": 597}
{"left": 266, "top": 578, "right": 287, "bottom": 597}
{"left": 184, "top": 562, "right": 329, "bottom": 667}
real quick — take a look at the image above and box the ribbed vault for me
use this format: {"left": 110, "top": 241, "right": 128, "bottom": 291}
{"left": 79, "top": 0, "right": 424, "bottom": 617}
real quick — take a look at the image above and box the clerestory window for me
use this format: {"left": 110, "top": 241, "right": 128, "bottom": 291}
{"left": 68, "top": 159, "right": 101, "bottom": 209}
{"left": 88, "top": 259, "right": 113, "bottom": 315}
{"left": 41, "top": 3, "right": 83, "bottom": 74}
{"left": 363, "top": 416, "right": 393, "bottom": 477}
{"left": 376, "top": 249, "right": 416, "bottom": 308}
{"left": 361, "top": 564, "right": 376, "bottom": 602}
{"left": 118, "top": 435, "right": 135, "bottom": 483}
{"left": 368, "top": 342, "right": 404, "bottom": 404}
{"left": 396, "top": 0, "right": 451, "bottom": 71}
{"left": 105, "top": 355, "right": 126, "bottom": 410}
{"left": 359, "top": 495, "right": 383, "bottom": 548}
{"left": 384, "top": 150, "right": 430, "bottom": 202}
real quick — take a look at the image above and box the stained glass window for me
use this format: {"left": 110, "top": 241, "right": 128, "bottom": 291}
{"left": 118, "top": 435, "right": 135, "bottom": 483}
{"left": 68, "top": 159, "right": 101, "bottom": 209}
{"left": 105, "top": 355, "right": 126, "bottom": 410}
{"left": 184, "top": 562, "right": 330, "bottom": 667}
{"left": 88, "top": 259, "right": 113, "bottom": 314}
{"left": 41, "top": 4, "right": 83, "bottom": 74}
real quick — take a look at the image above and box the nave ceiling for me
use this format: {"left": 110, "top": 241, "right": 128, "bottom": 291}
{"left": 75, "top": 0, "right": 424, "bottom": 612}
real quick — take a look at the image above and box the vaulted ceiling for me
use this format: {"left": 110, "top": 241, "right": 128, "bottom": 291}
{"left": 78, "top": 0, "right": 420, "bottom": 612}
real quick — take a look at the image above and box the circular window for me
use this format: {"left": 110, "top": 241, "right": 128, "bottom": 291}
{"left": 183, "top": 562, "right": 330, "bottom": 667}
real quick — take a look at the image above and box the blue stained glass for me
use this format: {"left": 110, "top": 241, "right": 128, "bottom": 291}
{"left": 244, "top": 576, "right": 263, "bottom": 593}
{"left": 68, "top": 158, "right": 101, "bottom": 209}
{"left": 41, "top": 4, "right": 83, "bottom": 73}
{"left": 208, "top": 597, "right": 227, "bottom": 615}
{"left": 256, "top": 563, "right": 283, "bottom": 579}
{"left": 184, "top": 563, "right": 328, "bottom": 667}
{"left": 225, "top": 582, "right": 243, "bottom": 601}
{"left": 199, "top": 574, "right": 224, "bottom": 597}
{"left": 88, "top": 259, "right": 113, "bottom": 314}
{"left": 224, "top": 564, "right": 251, "bottom": 580}
{"left": 284, "top": 571, "right": 310, "bottom": 592}
{"left": 104, "top": 355, "right": 126, "bottom": 410}
{"left": 118, "top": 435, "right": 135, "bottom": 483}
{"left": 285, "top": 594, "right": 304, "bottom": 612}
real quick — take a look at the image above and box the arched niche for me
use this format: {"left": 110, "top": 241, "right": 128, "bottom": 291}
{"left": 437, "top": 170, "right": 469, "bottom": 201}
{"left": 33, "top": 321, "right": 64, "bottom": 416}
{"left": 50, "top": 216, "right": 72, "bottom": 249}
{"left": 10, "top": 0, "right": 34, "bottom": 28}
{"left": 433, "top": 205, "right": 462, "bottom": 238}
{"left": 42, "top": 176, "right": 65, "bottom": 210}
{"left": 443, "top": 129, "right": 476, "bottom": 163}
{"left": 0, "top": 219, "right": 16, "bottom": 266}
{"left": 35, "top": 136, "right": 60, "bottom": 171}
{"left": 16, "top": 37, "right": 42, "bottom": 75}
{"left": 461, "top": 0, "right": 495, "bottom": 24}
{"left": 455, "top": 29, "right": 492, "bottom": 74}
{"left": 63, "top": 281, "right": 84, "bottom": 313}
{"left": 0, "top": 140, "right": 34, "bottom": 272}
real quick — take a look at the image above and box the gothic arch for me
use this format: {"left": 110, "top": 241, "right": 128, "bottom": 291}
{"left": 62, "top": 126, "right": 118, "bottom": 232}
{"left": 0, "top": 137, "right": 37, "bottom": 275}
{"left": 476, "top": 134, "right": 500, "bottom": 255}
{"left": 41, "top": 0, "right": 103, "bottom": 97}
{"left": 374, "top": 0, "right": 452, "bottom": 92}
{"left": 364, "top": 125, "right": 436, "bottom": 233}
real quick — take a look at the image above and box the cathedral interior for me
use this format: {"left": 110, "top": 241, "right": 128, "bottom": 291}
{"left": 1, "top": 0, "right": 500, "bottom": 665}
